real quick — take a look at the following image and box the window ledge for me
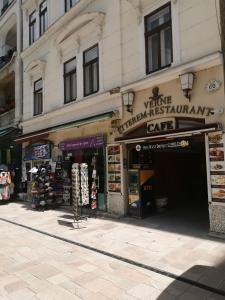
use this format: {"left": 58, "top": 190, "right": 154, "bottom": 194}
{"left": 121, "top": 51, "right": 223, "bottom": 92}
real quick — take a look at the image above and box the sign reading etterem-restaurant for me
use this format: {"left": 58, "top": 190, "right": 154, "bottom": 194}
{"left": 118, "top": 87, "right": 213, "bottom": 134}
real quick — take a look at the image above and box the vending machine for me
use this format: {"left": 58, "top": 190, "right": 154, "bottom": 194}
{"left": 128, "top": 169, "right": 154, "bottom": 218}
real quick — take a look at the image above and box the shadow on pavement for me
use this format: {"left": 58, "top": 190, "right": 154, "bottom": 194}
{"left": 157, "top": 260, "right": 225, "bottom": 299}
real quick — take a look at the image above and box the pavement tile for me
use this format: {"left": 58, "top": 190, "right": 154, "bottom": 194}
{"left": 4, "top": 280, "right": 28, "bottom": 294}
{"left": 83, "top": 277, "right": 112, "bottom": 293}
{"left": 26, "top": 263, "right": 61, "bottom": 279}
{"left": 6, "top": 288, "right": 36, "bottom": 300}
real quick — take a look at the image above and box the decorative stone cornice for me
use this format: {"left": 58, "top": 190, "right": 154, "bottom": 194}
{"left": 55, "top": 11, "right": 105, "bottom": 46}
{"left": 24, "top": 59, "right": 46, "bottom": 85}
{"left": 125, "top": 0, "right": 142, "bottom": 24}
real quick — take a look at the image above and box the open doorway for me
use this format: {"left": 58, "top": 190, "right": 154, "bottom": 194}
{"left": 127, "top": 135, "right": 209, "bottom": 230}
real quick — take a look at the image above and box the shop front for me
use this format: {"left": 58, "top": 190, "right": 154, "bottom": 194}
{"left": 59, "top": 135, "right": 107, "bottom": 211}
{"left": 112, "top": 67, "right": 225, "bottom": 234}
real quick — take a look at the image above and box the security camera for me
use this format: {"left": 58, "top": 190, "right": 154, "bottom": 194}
{"left": 210, "top": 108, "right": 224, "bottom": 115}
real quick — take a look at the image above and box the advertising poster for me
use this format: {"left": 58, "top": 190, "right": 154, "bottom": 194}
{"left": 208, "top": 131, "right": 225, "bottom": 203}
{"left": 107, "top": 145, "right": 121, "bottom": 193}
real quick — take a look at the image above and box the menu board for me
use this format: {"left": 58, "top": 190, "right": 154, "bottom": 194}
{"left": 208, "top": 131, "right": 225, "bottom": 203}
{"left": 107, "top": 145, "right": 121, "bottom": 192}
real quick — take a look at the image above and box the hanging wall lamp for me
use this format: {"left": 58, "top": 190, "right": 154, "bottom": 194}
{"left": 179, "top": 72, "right": 194, "bottom": 101}
{"left": 122, "top": 90, "right": 135, "bottom": 113}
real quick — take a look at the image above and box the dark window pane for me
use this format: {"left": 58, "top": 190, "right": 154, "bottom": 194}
{"left": 92, "top": 61, "right": 98, "bottom": 92}
{"left": 84, "top": 46, "right": 98, "bottom": 64}
{"left": 160, "top": 26, "right": 172, "bottom": 67}
{"left": 65, "top": 58, "right": 76, "bottom": 73}
{"left": 147, "top": 33, "right": 159, "bottom": 72}
{"left": 71, "top": 73, "right": 77, "bottom": 99}
{"left": 40, "top": 0, "right": 47, "bottom": 11}
{"left": 65, "top": 76, "right": 71, "bottom": 102}
{"left": 84, "top": 64, "right": 91, "bottom": 95}
{"left": 146, "top": 6, "right": 170, "bottom": 31}
{"left": 64, "top": 57, "right": 77, "bottom": 103}
{"left": 34, "top": 79, "right": 42, "bottom": 91}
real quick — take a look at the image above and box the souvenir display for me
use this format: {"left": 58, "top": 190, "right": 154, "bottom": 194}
{"left": 72, "top": 163, "right": 80, "bottom": 221}
{"left": 91, "top": 156, "right": 97, "bottom": 210}
{"left": 30, "top": 163, "right": 62, "bottom": 209}
{"left": 54, "top": 162, "right": 64, "bottom": 201}
{"left": 80, "top": 163, "right": 89, "bottom": 205}
{"left": 107, "top": 145, "right": 122, "bottom": 192}
{"left": 0, "top": 167, "right": 11, "bottom": 201}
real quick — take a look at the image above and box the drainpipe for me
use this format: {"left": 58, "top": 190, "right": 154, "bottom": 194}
{"left": 15, "top": 0, "right": 23, "bottom": 125}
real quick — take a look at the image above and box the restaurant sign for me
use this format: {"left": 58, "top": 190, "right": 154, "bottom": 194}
{"left": 147, "top": 118, "right": 175, "bottom": 133}
{"left": 59, "top": 135, "right": 104, "bottom": 151}
{"left": 136, "top": 140, "right": 190, "bottom": 151}
{"left": 118, "top": 87, "right": 213, "bottom": 134}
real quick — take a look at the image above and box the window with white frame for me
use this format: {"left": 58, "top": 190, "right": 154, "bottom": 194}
{"left": 33, "top": 79, "right": 43, "bottom": 116}
{"left": 145, "top": 3, "right": 172, "bottom": 74}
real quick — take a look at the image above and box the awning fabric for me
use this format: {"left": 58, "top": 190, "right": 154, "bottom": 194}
{"left": 15, "top": 111, "right": 115, "bottom": 144}
{"left": 0, "top": 126, "right": 20, "bottom": 142}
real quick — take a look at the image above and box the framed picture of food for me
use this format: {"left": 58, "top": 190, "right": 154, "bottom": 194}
{"left": 210, "top": 161, "right": 225, "bottom": 172}
{"left": 211, "top": 175, "right": 225, "bottom": 186}
{"left": 212, "top": 188, "right": 225, "bottom": 202}
{"left": 209, "top": 148, "right": 224, "bottom": 161}
{"left": 208, "top": 132, "right": 223, "bottom": 145}
{"left": 108, "top": 182, "right": 116, "bottom": 192}
{"left": 108, "top": 173, "right": 115, "bottom": 182}
{"left": 107, "top": 144, "right": 122, "bottom": 193}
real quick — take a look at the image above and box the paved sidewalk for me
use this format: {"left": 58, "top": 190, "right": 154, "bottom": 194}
{"left": 0, "top": 201, "right": 225, "bottom": 298}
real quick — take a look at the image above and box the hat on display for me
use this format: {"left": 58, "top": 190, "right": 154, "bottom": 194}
{"left": 29, "top": 167, "right": 38, "bottom": 174}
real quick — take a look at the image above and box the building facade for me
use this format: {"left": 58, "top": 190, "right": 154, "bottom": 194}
{"left": 17, "top": 0, "right": 225, "bottom": 234}
{"left": 0, "top": 0, "right": 22, "bottom": 180}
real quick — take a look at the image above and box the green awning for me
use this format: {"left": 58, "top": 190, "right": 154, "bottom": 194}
{"left": 0, "top": 127, "right": 17, "bottom": 138}
{"left": 50, "top": 111, "right": 114, "bottom": 132}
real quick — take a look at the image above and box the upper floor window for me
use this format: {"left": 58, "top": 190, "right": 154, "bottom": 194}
{"left": 29, "top": 11, "right": 36, "bottom": 45}
{"left": 145, "top": 3, "right": 172, "bottom": 74}
{"left": 34, "top": 79, "right": 43, "bottom": 116}
{"left": 39, "top": 0, "right": 47, "bottom": 36}
{"left": 1, "top": 0, "right": 14, "bottom": 16}
{"left": 64, "top": 57, "right": 77, "bottom": 104}
{"left": 65, "top": 0, "right": 79, "bottom": 12}
{"left": 83, "top": 45, "right": 99, "bottom": 97}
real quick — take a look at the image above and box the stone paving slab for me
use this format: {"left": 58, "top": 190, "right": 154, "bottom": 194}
{"left": 0, "top": 202, "right": 225, "bottom": 299}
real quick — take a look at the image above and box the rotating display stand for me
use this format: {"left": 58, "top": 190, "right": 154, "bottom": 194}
{"left": 71, "top": 163, "right": 88, "bottom": 228}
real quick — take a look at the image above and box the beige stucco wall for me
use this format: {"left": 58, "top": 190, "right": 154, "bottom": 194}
{"left": 115, "top": 65, "right": 224, "bottom": 138}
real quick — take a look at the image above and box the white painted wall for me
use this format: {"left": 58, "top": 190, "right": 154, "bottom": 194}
{"left": 21, "top": 0, "right": 222, "bottom": 133}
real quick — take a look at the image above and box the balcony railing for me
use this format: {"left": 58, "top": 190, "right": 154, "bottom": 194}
{"left": 1, "top": 0, "right": 14, "bottom": 16}
{"left": 0, "top": 47, "right": 16, "bottom": 69}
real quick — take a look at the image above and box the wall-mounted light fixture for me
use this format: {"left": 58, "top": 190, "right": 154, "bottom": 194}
{"left": 122, "top": 90, "right": 135, "bottom": 113}
{"left": 179, "top": 72, "right": 194, "bottom": 101}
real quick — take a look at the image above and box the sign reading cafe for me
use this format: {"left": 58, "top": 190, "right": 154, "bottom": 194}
{"left": 118, "top": 87, "right": 213, "bottom": 134}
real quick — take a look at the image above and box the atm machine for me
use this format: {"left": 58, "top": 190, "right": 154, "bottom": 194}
{"left": 128, "top": 169, "right": 154, "bottom": 218}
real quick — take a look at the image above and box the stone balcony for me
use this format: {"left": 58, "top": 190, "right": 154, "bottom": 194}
{"left": 0, "top": 107, "right": 15, "bottom": 127}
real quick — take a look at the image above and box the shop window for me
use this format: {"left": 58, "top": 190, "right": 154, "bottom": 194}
{"left": 83, "top": 45, "right": 99, "bottom": 97}
{"left": 29, "top": 10, "right": 36, "bottom": 45}
{"left": 39, "top": 0, "right": 48, "bottom": 36}
{"left": 145, "top": 3, "right": 172, "bottom": 74}
{"left": 33, "top": 79, "right": 43, "bottom": 116}
{"left": 65, "top": 0, "right": 79, "bottom": 12}
{"left": 64, "top": 57, "right": 77, "bottom": 104}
